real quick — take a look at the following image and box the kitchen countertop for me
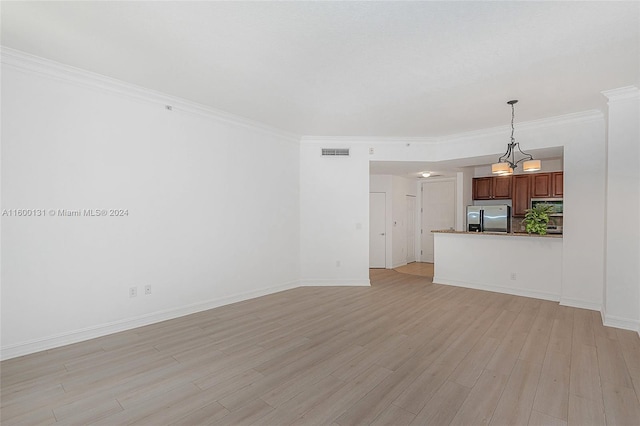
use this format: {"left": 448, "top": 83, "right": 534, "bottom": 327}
{"left": 432, "top": 230, "right": 563, "bottom": 238}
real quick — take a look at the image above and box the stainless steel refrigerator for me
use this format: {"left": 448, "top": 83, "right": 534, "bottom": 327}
{"left": 467, "top": 205, "right": 511, "bottom": 233}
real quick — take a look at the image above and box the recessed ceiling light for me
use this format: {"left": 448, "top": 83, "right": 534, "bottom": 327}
{"left": 421, "top": 172, "right": 431, "bottom": 178}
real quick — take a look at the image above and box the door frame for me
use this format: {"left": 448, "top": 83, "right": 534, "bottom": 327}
{"left": 369, "top": 192, "right": 387, "bottom": 268}
{"left": 419, "top": 178, "right": 457, "bottom": 262}
{"left": 406, "top": 195, "right": 417, "bottom": 264}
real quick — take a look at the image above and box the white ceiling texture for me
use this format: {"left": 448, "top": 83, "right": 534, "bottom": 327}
{"left": 2, "top": 1, "right": 638, "bottom": 175}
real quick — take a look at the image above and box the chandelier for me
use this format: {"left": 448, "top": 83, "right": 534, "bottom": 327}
{"left": 491, "top": 100, "right": 541, "bottom": 175}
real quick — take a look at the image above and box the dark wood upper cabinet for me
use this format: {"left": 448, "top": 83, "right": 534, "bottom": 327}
{"left": 512, "top": 175, "right": 531, "bottom": 217}
{"left": 473, "top": 177, "right": 493, "bottom": 200}
{"left": 473, "top": 176, "right": 512, "bottom": 200}
{"left": 472, "top": 171, "right": 563, "bottom": 218}
{"left": 552, "top": 172, "right": 563, "bottom": 197}
{"left": 493, "top": 176, "right": 512, "bottom": 199}
{"left": 531, "top": 173, "right": 552, "bottom": 198}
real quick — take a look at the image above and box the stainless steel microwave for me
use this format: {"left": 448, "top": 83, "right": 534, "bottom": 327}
{"left": 531, "top": 198, "right": 563, "bottom": 216}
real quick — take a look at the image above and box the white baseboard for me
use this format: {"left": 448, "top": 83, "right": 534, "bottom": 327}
{"left": 391, "top": 261, "right": 407, "bottom": 269}
{"left": 299, "top": 279, "right": 371, "bottom": 287}
{"left": 433, "top": 276, "right": 560, "bottom": 302}
{"left": 0, "top": 280, "right": 299, "bottom": 361}
{"left": 602, "top": 313, "right": 640, "bottom": 334}
{"left": 559, "top": 297, "right": 602, "bottom": 312}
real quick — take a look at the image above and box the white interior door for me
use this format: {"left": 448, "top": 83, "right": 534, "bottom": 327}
{"left": 406, "top": 195, "right": 416, "bottom": 263}
{"left": 421, "top": 180, "right": 456, "bottom": 262}
{"left": 370, "top": 192, "right": 386, "bottom": 268}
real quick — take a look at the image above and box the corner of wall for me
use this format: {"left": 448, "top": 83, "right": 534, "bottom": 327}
{"left": 1, "top": 279, "right": 300, "bottom": 361}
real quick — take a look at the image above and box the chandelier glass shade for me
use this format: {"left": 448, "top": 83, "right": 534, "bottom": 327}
{"left": 492, "top": 100, "right": 540, "bottom": 175}
{"left": 491, "top": 162, "right": 512, "bottom": 175}
{"left": 523, "top": 159, "right": 541, "bottom": 172}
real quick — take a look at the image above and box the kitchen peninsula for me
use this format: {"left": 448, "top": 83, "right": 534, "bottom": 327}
{"left": 432, "top": 230, "right": 562, "bottom": 302}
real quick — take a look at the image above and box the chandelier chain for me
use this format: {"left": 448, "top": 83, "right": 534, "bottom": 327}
{"left": 511, "top": 102, "right": 516, "bottom": 144}
{"left": 492, "top": 99, "right": 539, "bottom": 174}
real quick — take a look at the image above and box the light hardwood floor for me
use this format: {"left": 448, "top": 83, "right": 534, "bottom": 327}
{"left": 2, "top": 269, "right": 639, "bottom": 425}
{"left": 394, "top": 262, "right": 434, "bottom": 279}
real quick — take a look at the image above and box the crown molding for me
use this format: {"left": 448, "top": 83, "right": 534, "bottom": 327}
{"left": 301, "top": 109, "right": 604, "bottom": 145}
{"left": 602, "top": 86, "right": 640, "bottom": 102}
{"left": 442, "top": 109, "right": 604, "bottom": 145}
{"left": 0, "top": 47, "right": 300, "bottom": 143}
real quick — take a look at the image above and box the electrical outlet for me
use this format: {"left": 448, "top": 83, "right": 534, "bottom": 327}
{"left": 336, "top": 260, "right": 341, "bottom": 267}
{"left": 369, "top": 147, "right": 374, "bottom": 155}
{"left": 144, "top": 285, "right": 151, "bottom": 295}
{"left": 129, "top": 286, "right": 137, "bottom": 298}
{"left": 510, "top": 273, "right": 517, "bottom": 280}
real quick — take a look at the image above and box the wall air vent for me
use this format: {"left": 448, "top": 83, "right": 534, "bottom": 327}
{"left": 321, "top": 148, "right": 350, "bottom": 156}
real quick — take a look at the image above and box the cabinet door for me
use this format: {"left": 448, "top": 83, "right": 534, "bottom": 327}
{"left": 493, "top": 176, "right": 513, "bottom": 199}
{"left": 552, "top": 172, "right": 563, "bottom": 197}
{"left": 531, "top": 173, "right": 552, "bottom": 198}
{"left": 473, "top": 177, "right": 493, "bottom": 200}
{"left": 512, "top": 175, "right": 531, "bottom": 217}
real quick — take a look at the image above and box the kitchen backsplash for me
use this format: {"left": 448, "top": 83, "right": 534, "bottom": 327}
{"left": 513, "top": 216, "right": 563, "bottom": 232}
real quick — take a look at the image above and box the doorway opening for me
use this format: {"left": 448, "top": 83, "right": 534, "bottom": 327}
{"left": 421, "top": 179, "right": 456, "bottom": 263}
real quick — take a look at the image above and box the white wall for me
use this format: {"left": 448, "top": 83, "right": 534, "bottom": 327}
{"left": 1, "top": 52, "right": 301, "bottom": 359}
{"left": 603, "top": 87, "right": 640, "bottom": 332}
{"left": 559, "top": 118, "right": 607, "bottom": 310}
{"left": 434, "top": 233, "right": 563, "bottom": 301}
{"left": 299, "top": 142, "right": 370, "bottom": 285}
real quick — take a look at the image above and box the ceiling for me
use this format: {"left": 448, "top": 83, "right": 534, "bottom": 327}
{"left": 2, "top": 1, "right": 638, "bottom": 138}
{"left": 369, "top": 147, "right": 564, "bottom": 179}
